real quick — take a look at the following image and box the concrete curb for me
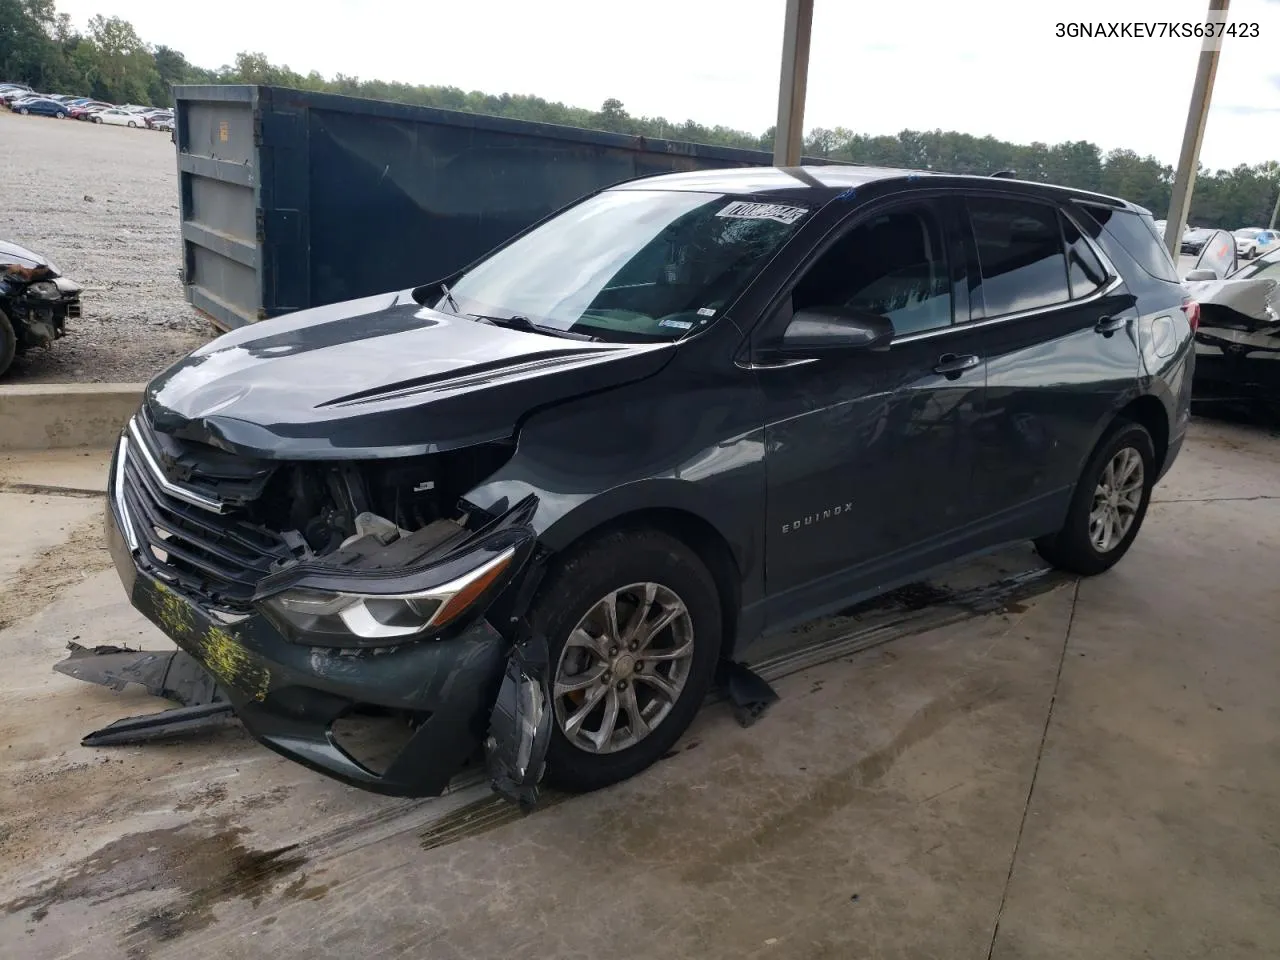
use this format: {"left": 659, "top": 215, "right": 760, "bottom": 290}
{"left": 0, "top": 384, "right": 144, "bottom": 451}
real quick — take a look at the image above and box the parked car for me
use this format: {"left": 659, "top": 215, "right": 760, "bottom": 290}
{"left": 87, "top": 167, "right": 1193, "bottom": 808}
{"left": 92, "top": 108, "right": 145, "bottom": 127}
{"left": 1180, "top": 227, "right": 1217, "bottom": 255}
{"left": 12, "top": 97, "right": 71, "bottom": 118}
{"left": 1233, "top": 227, "right": 1278, "bottom": 260}
{"left": 70, "top": 101, "right": 112, "bottom": 120}
{"left": 1186, "top": 246, "right": 1280, "bottom": 412}
{"left": 150, "top": 115, "right": 174, "bottom": 133}
{"left": 0, "top": 240, "right": 83, "bottom": 377}
{"left": 2, "top": 89, "right": 41, "bottom": 107}
{"left": 0, "top": 82, "right": 33, "bottom": 93}
{"left": 143, "top": 109, "right": 173, "bottom": 130}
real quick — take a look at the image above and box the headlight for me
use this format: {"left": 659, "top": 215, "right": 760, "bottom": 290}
{"left": 25, "top": 280, "right": 61, "bottom": 300}
{"left": 260, "top": 545, "right": 517, "bottom": 646}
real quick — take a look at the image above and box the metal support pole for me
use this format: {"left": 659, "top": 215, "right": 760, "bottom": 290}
{"left": 1269, "top": 187, "right": 1280, "bottom": 230}
{"left": 773, "top": 0, "right": 814, "bottom": 167}
{"left": 1165, "top": 0, "right": 1229, "bottom": 260}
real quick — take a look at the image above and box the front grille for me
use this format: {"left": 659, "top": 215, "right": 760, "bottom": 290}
{"left": 115, "top": 418, "right": 294, "bottom": 610}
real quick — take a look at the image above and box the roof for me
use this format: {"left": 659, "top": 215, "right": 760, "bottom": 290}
{"left": 612, "top": 164, "right": 1134, "bottom": 210}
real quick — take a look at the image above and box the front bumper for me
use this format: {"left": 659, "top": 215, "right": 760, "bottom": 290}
{"left": 1194, "top": 335, "right": 1280, "bottom": 401}
{"left": 103, "top": 489, "right": 508, "bottom": 797}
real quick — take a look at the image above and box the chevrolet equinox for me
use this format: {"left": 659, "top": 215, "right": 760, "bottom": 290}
{"left": 102, "top": 166, "right": 1195, "bottom": 805}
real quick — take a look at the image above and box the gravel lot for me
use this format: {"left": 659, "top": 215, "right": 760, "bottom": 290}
{"left": 0, "top": 111, "right": 213, "bottom": 383}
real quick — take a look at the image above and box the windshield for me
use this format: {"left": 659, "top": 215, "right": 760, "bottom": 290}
{"left": 442, "top": 189, "right": 810, "bottom": 342}
{"left": 1235, "top": 229, "right": 1262, "bottom": 239}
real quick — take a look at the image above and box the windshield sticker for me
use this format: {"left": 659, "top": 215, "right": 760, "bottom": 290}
{"left": 716, "top": 201, "right": 808, "bottom": 225}
{"left": 658, "top": 317, "right": 694, "bottom": 330}
{"left": 697, "top": 307, "right": 717, "bottom": 317}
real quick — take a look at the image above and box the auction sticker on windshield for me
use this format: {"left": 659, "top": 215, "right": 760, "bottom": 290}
{"left": 716, "top": 201, "right": 809, "bottom": 225}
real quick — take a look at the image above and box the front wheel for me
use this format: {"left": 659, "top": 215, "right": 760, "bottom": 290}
{"left": 1035, "top": 420, "right": 1156, "bottom": 576}
{"left": 0, "top": 309, "right": 17, "bottom": 378}
{"left": 127, "top": 120, "right": 136, "bottom": 128}
{"left": 56, "top": 111, "right": 65, "bottom": 119}
{"left": 529, "top": 529, "right": 721, "bottom": 793}
{"left": 19, "top": 108, "right": 29, "bottom": 115}
{"left": 93, "top": 116, "right": 102, "bottom": 123}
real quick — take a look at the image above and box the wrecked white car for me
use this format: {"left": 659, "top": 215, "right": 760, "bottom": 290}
{"left": 1185, "top": 244, "right": 1280, "bottom": 411}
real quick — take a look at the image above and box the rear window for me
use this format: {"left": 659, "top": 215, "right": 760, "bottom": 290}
{"left": 1084, "top": 206, "right": 1181, "bottom": 283}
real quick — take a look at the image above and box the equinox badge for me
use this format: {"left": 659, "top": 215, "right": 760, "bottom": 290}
{"left": 782, "top": 502, "right": 854, "bottom": 534}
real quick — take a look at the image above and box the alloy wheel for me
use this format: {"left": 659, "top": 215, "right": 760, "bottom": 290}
{"left": 552, "top": 582, "right": 695, "bottom": 755}
{"left": 1089, "top": 447, "right": 1144, "bottom": 553}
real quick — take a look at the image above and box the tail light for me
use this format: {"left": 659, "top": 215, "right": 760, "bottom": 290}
{"left": 1181, "top": 298, "right": 1200, "bottom": 333}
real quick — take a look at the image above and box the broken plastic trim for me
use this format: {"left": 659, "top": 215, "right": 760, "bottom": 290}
{"left": 485, "top": 631, "right": 552, "bottom": 811}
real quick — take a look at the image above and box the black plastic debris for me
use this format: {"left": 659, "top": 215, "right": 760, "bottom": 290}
{"left": 54, "top": 642, "right": 235, "bottom": 746}
{"left": 485, "top": 633, "right": 552, "bottom": 811}
{"left": 721, "top": 660, "right": 780, "bottom": 728}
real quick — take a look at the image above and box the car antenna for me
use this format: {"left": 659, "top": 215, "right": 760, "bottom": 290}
{"left": 990, "top": 169, "right": 1018, "bottom": 178}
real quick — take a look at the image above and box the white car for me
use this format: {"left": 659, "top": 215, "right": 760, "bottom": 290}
{"left": 92, "top": 108, "right": 146, "bottom": 128}
{"left": 1233, "top": 228, "right": 1278, "bottom": 261}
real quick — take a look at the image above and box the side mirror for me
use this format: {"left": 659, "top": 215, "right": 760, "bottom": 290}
{"left": 1184, "top": 268, "right": 1219, "bottom": 282}
{"left": 771, "top": 307, "right": 895, "bottom": 357}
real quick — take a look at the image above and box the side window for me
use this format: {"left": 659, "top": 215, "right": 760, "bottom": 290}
{"left": 1061, "top": 212, "right": 1109, "bottom": 299}
{"left": 792, "top": 206, "right": 953, "bottom": 336}
{"left": 967, "top": 197, "right": 1070, "bottom": 316}
{"left": 1082, "top": 205, "right": 1181, "bottom": 283}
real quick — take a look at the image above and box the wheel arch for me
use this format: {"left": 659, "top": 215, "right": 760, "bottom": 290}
{"left": 1116, "top": 394, "right": 1170, "bottom": 476}
{"left": 503, "top": 478, "right": 752, "bottom": 665}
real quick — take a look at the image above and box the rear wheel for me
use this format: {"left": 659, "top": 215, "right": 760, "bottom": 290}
{"left": 1035, "top": 420, "right": 1156, "bottom": 576}
{"left": 127, "top": 120, "right": 137, "bottom": 128}
{"left": 0, "top": 309, "right": 17, "bottom": 378}
{"left": 19, "top": 108, "right": 29, "bottom": 115}
{"left": 529, "top": 529, "right": 721, "bottom": 793}
{"left": 93, "top": 116, "right": 102, "bottom": 124}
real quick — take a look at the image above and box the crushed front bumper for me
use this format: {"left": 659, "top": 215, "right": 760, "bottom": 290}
{"left": 1194, "top": 333, "right": 1280, "bottom": 402}
{"left": 102, "top": 480, "right": 512, "bottom": 798}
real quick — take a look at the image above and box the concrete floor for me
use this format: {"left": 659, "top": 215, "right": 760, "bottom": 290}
{"left": 1, "top": 416, "right": 1278, "bottom": 959}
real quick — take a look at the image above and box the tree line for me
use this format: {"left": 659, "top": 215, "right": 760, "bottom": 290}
{"left": 3, "top": 0, "right": 1277, "bottom": 227}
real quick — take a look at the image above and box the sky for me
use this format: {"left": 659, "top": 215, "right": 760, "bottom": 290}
{"left": 55, "top": 0, "right": 1280, "bottom": 170}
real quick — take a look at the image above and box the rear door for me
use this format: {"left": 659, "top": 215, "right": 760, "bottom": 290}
{"left": 964, "top": 194, "right": 1141, "bottom": 533}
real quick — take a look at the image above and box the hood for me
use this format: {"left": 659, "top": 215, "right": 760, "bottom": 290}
{"left": 0, "top": 240, "right": 61, "bottom": 275}
{"left": 1187, "top": 274, "right": 1280, "bottom": 329}
{"left": 146, "top": 290, "right": 676, "bottom": 459}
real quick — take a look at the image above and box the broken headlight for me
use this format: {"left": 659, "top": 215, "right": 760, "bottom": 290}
{"left": 259, "top": 546, "right": 517, "bottom": 647}
{"left": 24, "top": 280, "right": 62, "bottom": 300}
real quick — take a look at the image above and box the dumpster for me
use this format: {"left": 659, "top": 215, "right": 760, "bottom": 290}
{"left": 173, "top": 84, "right": 836, "bottom": 329}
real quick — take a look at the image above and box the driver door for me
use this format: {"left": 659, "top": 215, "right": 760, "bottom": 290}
{"left": 753, "top": 195, "right": 988, "bottom": 628}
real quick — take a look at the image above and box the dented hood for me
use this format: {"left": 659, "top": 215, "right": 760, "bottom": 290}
{"left": 1187, "top": 273, "right": 1280, "bottom": 328}
{"left": 145, "top": 290, "right": 675, "bottom": 459}
{"left": 0, "top": 240, "right": 63, "bottom": 275}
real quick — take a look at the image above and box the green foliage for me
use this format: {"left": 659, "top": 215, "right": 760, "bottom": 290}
{"left": 2, "top": 0, "right": 1276, "bottom": 227}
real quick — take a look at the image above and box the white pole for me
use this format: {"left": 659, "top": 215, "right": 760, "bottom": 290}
{"left": 1165, "top": 0, "right": 1229, "bottom": 260}
{"left": 773, "top": 0, "right": 814, "bottom": 166}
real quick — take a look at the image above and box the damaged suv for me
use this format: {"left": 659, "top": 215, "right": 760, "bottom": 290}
{"left": 94, "top": 167, "right": 1193, "bottom": 807}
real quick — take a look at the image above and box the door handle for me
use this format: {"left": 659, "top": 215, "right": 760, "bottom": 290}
{"left": 933, "top": 353, "right": 981, "bottom": 378}
{"left": 1095, "top": 315, "right": 1128, "bottom": 335}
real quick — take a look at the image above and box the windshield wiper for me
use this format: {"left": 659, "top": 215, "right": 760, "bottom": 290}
{"left": 439, "top": 282, "right": 461, "bottom": 314}
{"left": 468, "top": 313, "right": 600, "bottom": 342}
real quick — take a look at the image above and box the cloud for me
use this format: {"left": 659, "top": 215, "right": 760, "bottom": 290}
{"left": 1220, "top": 104, "right": 1280, "bottom": 115}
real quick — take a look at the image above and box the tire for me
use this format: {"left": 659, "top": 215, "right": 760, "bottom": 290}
{"left": 93, "top": 116, "right": 102, "bottom": 124}
{"left": 127, "top": 121, "right": 136, "bottom": 128}
{"left": 19, "top": 108, "right": 28, "bottom": 115}
{"left": 56, "top": 111, "right": 65, "bottom": 119}
{"left": 0, "top": 309, "right": 17, "bottom": 379}
{"left": 1034, "top": 419, "right": 1156, "bottom": 576}
{"left": 528, "top": 528, "right": 722, "bottom": 793}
